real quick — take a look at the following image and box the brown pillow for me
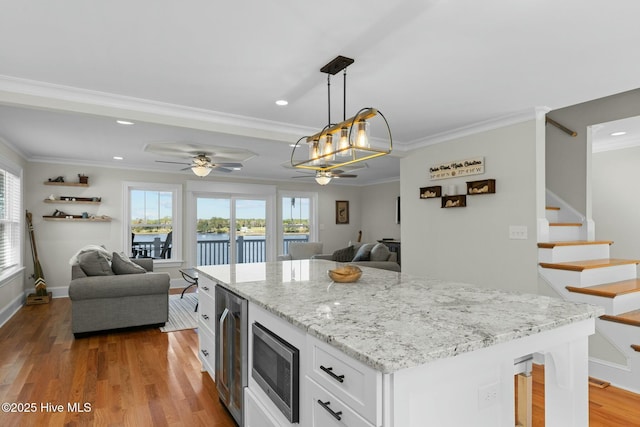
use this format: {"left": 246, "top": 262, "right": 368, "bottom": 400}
{"left": 111, "top": 252, "right": 146, "bottom": 275}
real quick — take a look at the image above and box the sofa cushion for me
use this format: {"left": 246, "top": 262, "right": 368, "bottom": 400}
{"left": 78, "top": 250, "right": 114, "bottom": 276}
{"left": 352, "top": 243, "right": 374, "bottom": 262}
{"left": 332, "top": 245, "right": 355, "bottom": 262}
{"left": 111, "top": 252, "right": 146, "bottom": 275}
{"left": 370, "top": 243, "right": 391, "bottom": 261}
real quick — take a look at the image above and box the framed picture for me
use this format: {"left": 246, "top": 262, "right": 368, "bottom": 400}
{"left": 336, "top": 200, "right": 349, "bottom": 224}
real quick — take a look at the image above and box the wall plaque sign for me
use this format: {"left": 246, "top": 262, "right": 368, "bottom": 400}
{"left": 429, "top": 157, "right": 484, "bottom": 180}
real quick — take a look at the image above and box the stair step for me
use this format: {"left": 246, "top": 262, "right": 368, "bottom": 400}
{"left": 546, "top": 206, "right": 560, "bottom": 211}
{"left": 537, "top": 240, "right": 613, "bottom": 249}
{"left": 549, "top": 222, "right": 583, "bottom": 227}
{"left": 600, "top": 309, "right": 640, "bottom": 327}
{"left": 539, "top": 258, "right": 640, "bottom": 272}
{"left": 632, "top": 344, "right": 640, "bottom": 352}
{"left": 566, "top": 279, "right": 640, "bottom": 298}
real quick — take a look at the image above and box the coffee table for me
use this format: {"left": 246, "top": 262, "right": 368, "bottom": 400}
{"left": 179, "top": 268, "right": 198, "bottom": 311}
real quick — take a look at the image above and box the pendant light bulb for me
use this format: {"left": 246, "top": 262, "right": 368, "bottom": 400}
{"left": 355, "top": 120, "right": 370, "bottom": 148}
{"left": 323, "top": 134, "right": 335, "bottom": 161}
{"left": 337, "top": 127, "right": 351, "bottom": 157}
{"left": 309, "top": 139, "right": 320, "bottom": 165}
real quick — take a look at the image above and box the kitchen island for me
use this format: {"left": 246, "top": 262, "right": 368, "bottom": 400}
{"left": 197, "top": 260, "right": 603, "bottom": 427}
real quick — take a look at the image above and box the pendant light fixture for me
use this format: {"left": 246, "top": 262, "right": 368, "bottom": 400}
{"left": 291, "top": 56, "right": 392, "bottom": 185}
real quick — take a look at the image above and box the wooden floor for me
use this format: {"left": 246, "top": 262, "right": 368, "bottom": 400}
{"left": 2, "top": 291, "right": 640, "bottom": 427}
{"left": 0, "top": 289, "right": 236, "bottom": 427}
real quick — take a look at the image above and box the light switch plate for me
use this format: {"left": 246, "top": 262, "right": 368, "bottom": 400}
{"left": 509, "top": 225, "right": 528, "bottom": 240}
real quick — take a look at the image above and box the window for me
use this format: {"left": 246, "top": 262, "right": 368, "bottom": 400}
{"left": 0, "top": 164, "right": 21, "bottom": 277}
{"left": 278, "top": 191, "right": 318, "bottom": 255}
{"left": 123, "top": 182, "right": 181, "bottom": 264}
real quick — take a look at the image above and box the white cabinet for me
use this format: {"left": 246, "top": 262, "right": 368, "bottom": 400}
{"left": 306, "top": 335, "right": 381, "bottom": 425}
{"left": 245, "top": 387, "right": 282, "bottom": 427}
{"left": 198, "top": 276, "right": 216, "bottom": 378}
{"left": 306, "top": 377, "right": 374, "bottom": 427}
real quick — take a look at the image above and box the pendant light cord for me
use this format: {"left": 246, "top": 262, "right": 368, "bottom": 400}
{"left": 327, "top": 74, "right": 331, "bottom": 127}
{"left": 343, "top": 68, "right": 347, "bottom": 121}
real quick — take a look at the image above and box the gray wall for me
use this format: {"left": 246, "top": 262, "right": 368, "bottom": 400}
{"left": 547, "top": 88, "right": 640, "bottom": 216}
{"left": 401, "top": 120, "right": 540, "bottom": 293}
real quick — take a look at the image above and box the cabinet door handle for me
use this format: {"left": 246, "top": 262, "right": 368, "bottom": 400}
{"left": 320, "top": 365, "right": 345, "bottom": 383}
{"left": 201, "top": 349, "right": 209, "bottom": 357}
{"left": 201, "top": 314, "right": 209, "bottom": 320}
{"left": 317, "top": 400, "right": 342, "bottom": 421}
{"left": 202, "top": 286, "right": 210, "bottom": 291}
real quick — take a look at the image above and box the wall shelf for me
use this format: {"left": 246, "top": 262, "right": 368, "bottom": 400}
{"left": 43, "top": 216, "right": 111, "bottom": 222}
{"left": 44, "top": 199, "right": 100, "bottom": 205}
{"left": 466, "top": 179, "right": 496, "bottom": 195}
{"left": 441, "top": 195, "right": 467, "bottom": 208}
{"left": 44, "top": 181, "right": 89, "bottom": 187}
{"left": 420, "top": 186, "right": 441, "bottom": 199}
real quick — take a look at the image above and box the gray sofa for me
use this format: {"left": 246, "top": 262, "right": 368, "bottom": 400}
{"left": 312, "top": 242, "right": 401, "bottom": 272}
{"left": 68, "top": 258, "right": 170, "bottom": 337}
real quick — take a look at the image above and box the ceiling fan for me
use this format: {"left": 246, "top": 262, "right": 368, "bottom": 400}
{"left": 156, "top": 153, "right": 243, "bottom": 177}
{"left": 292, "top": 169, "right": 357, "bottom": 185}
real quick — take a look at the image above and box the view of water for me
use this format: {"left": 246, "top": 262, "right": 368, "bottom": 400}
{"left": 133, "top": 233, "right": 308, "bottom": 243}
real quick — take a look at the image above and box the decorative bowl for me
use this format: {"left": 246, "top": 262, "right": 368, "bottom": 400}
{"left": 328, "top": 265, "right": 362, "bottom": 283}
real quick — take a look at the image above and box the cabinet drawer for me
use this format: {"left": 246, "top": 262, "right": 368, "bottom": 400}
{"left": 198, "top": 324, "right": 215, "bottom": 377}
{"left": 307, "top": 336, "right": 381, "bottom": 424}
{"left": 199, "top": 276, "right": 216, "bottom": 297}
{"left": 198, "top": 290, "right": 215, "bottom": 331}
{"left": 307, "top": 377, "right": 374, "bottom": 427}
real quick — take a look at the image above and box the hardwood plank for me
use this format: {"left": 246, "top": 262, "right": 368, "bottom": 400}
{"left": 0, "top": 291, "right": 235, "bottom": 427}
{"left": 539, "top": 258, "right": 640, "bottom": 271}
{"left": 537, "top": 240, "right": 613, "bottom": 249}
{"left": 566, "top": 279, "right": 640, "bottom": 298}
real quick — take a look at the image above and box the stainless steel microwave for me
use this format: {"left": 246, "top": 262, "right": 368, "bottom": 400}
{"left": 251, "top": 322, "right": 299, "bottom": 423}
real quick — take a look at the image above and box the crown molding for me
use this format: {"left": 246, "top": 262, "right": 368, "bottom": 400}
{"left": 399, "top": 107, "right": 542, "bottom": 151}
{"left": 0, "top": 75, "right": 315, "bottom": 143}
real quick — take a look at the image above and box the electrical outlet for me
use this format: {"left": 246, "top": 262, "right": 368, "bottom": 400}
{"left": 478, "top": 382, "right": 499, "bottom": 409}
{"left": 509, "top": 225, "right": 528, "bottom": 240}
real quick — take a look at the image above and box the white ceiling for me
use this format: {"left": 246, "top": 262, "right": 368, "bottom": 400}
{"left": 1, "top": 0, "right": 640, "bottom": 184}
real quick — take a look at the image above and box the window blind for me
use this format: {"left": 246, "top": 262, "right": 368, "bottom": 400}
{"left": 0, "top": 168, "right": 21, "bottom": 273}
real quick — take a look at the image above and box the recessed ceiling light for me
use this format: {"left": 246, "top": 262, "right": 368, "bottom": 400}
{"left": 113, "top": 156, "right": 124, "bottom": 160}
{"left": 232, "top": 167, "right": 242, "bottom": 171}
{"left": 610, "top": 131, "right": 627, "bottom": 136}
{"left": 275, "top": 100, "right": 288, "bottom": 106}
{"left": 116, "top": 120, "right": 135, "bottom": 125}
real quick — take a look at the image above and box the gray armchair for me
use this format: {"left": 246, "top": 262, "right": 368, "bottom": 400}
{"left": 277, "top": 242, "right": 324, "bottom": 260}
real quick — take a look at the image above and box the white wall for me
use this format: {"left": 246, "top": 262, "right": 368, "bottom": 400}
{"left": 0, "top": 138, "right": 27, "bottom": 325}
{"left": 23, "top": 161, "right": 389, "bottom": 295}
{"left": 360, "top": 181, "right": 401, "bottom": 244}
{"left": 593, "top": 145, "right": 640, "bottom": 259}
{"left": 401, "top": 120, "right": 540, "bottom": 293}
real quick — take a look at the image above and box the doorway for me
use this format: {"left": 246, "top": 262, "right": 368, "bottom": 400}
{"left": 196, "top": 197, "right": 267, "bottom": 265}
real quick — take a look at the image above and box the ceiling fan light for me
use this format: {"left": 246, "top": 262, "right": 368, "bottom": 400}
{"left": 191, "top": 165, "right": 212, "bottom": 177}
{"left": 315, "top": 174, "right": 332, "bottom": 185}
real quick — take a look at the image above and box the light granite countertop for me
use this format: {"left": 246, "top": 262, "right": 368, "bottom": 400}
{"left": 197, "top": 260, "right": 603, "bottom": 374}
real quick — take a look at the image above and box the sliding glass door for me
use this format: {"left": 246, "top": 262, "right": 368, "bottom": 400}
{"left": 196, "top": 196, "right": 267, "bottom": 265}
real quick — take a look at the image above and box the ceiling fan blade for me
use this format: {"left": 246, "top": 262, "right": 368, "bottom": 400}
{"left": 156, "top": 160, "right": 191, "bottom": 165}
{"left": 212, "top": 162, "right": 243, "bottom": 168}
{"left": 291, "top": 175, "right": 313, "bottom": 179}
{"left": 334, "top": 174, "right": 357, "bottom": 178}
{"left": 211, "top": 166, "right": 233, "bottom": 173}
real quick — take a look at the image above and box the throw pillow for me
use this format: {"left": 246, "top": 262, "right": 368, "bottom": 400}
{"left": 352, "top": 243, "right": 374, "bottom": 262}
{"left": 332, "top": 246, "right": 355, "bottom": 262}
{"left": 369, "top": 243, "right": 391, "bottom": 261}
{"left": 111, "top": 252, "right": 146, "bottom": 275}
{"left": 77, "top": 250, "right": 114, "bottom": 276}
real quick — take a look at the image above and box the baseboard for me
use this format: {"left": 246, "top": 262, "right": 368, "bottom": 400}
{"left": 0, "top": 293, "right": 24, "bottom": 329}
{"left": 23, "top": 286, "right": 69, "bottom": 299}
{"left": 589, "top": 357, "right": 640, "bottom": 394}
